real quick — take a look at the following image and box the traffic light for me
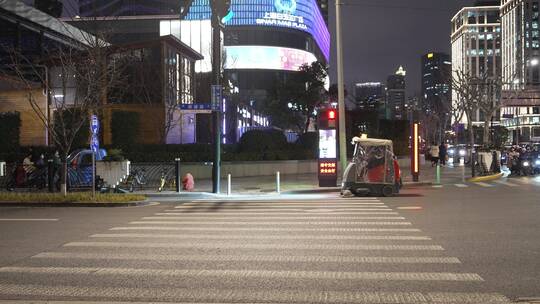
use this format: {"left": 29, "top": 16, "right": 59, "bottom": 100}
{"left": 328, "top": 109, "right": 336, "bottom": 120}
{"left": 318, "top": 108, "right": 337, "bottom": 129}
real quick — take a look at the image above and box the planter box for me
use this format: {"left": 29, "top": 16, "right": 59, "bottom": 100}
{"left": 96, "top": 161, "right": 130, "bottom": 186}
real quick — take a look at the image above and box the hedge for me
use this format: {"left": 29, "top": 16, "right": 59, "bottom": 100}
{"left": 0, "top": 112, "right": 21, "bottom": 153}
{"left": 111, "top": 111, "right": 140, "bottom": 148}
{"left": 238, "top": 130, "right": 288, "bottom": 152}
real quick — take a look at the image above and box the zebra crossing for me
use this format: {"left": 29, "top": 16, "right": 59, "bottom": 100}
{"left": 0, "top": 198, "right": 510, "bottom": 303}
{"left": 435, "top": 176, "right": 540, "bottom": 189}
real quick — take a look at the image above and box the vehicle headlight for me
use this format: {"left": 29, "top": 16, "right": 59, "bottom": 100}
{"left": 459, "top": 150, "right": 466, "bottom": 156}
{"left": 523, "top": 161, "right": 530, "bottom": 167}
{"left": 448, "top": 149, "right": 455, "bottom": 156}
{"left": 535, "top": 160, "right": 540, "bottom": 166}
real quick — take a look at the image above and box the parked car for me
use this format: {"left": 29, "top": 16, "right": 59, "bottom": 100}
{"left": 66, "top": 149, "right": 107, "bottom": 189}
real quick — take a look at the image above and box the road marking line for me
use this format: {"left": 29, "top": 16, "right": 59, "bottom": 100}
{"left": 432, "top": 185, "right": 443, "bottom": 188}
{"left": 33, "top": 252, "right": 458, "bottom": 264}
{"left": 397, "top": 206, "right": 423, "bottom": 210}
{"left": 146, "top": 216, "right": 406, "bottom": 220}
{"left": 174, "top": 203, "right": 384, "bottom": 209}
{"left": 131, "top": 220, "right": 413, "bottom": 226}
{"left": 0, "top": 267, "right": 479, "bottom": 281}
{"left": 64, "top": 241, "right": 444, "bottom": 251}
{"left": 0, "top": 284, "right": 509, "bottom": 303}
{"left": 0, "top": 219, "right": 59, "bottom": 222}
{"left": 112, "top": 226, "right": 422, "bottom": 232}
{"left": 454, "top": 184, "right": 468, "bottom": 188}
{"left": 170, "top": 208, "right": 393, "bottom": 212}
{"left": 181, "top": 199, "right": 382, "bottom": 204}
{"left": 160, "top": 211, "right": 400, "bottom": 215}
{"left": 474, "top": 182, "right": 494, "bottom": 188}
{"left": 493, "top": 180, "right": 519, "bottom": 187}
{"left": 90, "top": 233, "right": 432, "bottom": 241}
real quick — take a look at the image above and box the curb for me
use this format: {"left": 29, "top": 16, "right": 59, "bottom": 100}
{"left": 0, "top": 200, "right": 151, "bottom": 208}
{"left": 467, "top": 173, "right": 503, "bottom": 183}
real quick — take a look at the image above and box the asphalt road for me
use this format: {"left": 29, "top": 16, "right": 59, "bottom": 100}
{"left": 0, "top": 176, "right": 539, "bottom": 303}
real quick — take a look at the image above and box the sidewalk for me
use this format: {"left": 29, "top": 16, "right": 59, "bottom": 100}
{"left": 143, "top": 163, "right": 468, "bottom": 197}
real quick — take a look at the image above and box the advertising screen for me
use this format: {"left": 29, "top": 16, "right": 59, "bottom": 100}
{"left": 184, "top": 0, "right": 330, "bottom": 61}
{"left": 224, "top": 46, "right": 317, "bottom": 71}
{"left": 319, "top": 129, "right": 337, "bottom": 159}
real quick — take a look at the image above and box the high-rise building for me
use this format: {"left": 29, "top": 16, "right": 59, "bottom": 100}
{"left": 451, "top": 2, "right": 501, "bottom": 126}
{"left": 79, "top": 0, "right": 180, "bottom": 17}
{"left": 385, "top": 66, "right": 406, "bottom": 120}
{"left": 500, "top": 0, "right": 540, "bottom": 143}
{"left": 354, "top": 82, "right": 385, "bottom": 115}
{"left": 421, "top": 52, "right": 451, "bottom": 115}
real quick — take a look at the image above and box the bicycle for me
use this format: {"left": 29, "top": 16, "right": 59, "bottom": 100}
{"left": 158, "top": 168, "right": 176, "bottom": 192}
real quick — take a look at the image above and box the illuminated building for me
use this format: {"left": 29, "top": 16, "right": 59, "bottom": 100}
{"left": 421, "top": 52, "right": 451, "bottom": 117}
{"left": 354, "top": 82, "right": 386, "bottom": 117}
{"left": 501, "top": 0, "right": 540, "bottom": 143}
{"left": 451, "top": 2, "right": 501, "bottom": 127}
{"left": 386, "top": 66, "right": 407, "bottom": 120}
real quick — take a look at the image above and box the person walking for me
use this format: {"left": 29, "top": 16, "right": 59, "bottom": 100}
{"left": 430, "top": 143, "right": 440, "bottom": 167}
{"left": 439, "top": 143, "right": 448, "bottom": 166}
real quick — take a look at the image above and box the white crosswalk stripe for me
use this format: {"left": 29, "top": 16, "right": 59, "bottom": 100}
{"left": 146, "top": 216, "right": 407, "bottom": 220}
{"left": 0, "top": 284, "right": 510, "bottom": 303}
{"left": 89, "top": 233, "right": 432, "bottom": 241}
{"left": 63, "top": 241, "right": 445, "bottom": 251}
{"left": 33, "top": 252, "right": 459, "bottom": 264}
{"left": 454, "top": 184, "right": 469, "bottom": 188}
{"left": 111, "top": 226, "right": 423, "bottom": 232}
{"left": 0, "top": 199, "right": 509, "bottom": 303}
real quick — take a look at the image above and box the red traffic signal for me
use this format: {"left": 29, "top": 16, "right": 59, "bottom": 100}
{"left": 328, "top": 110, "right": 336, "bottom": 120}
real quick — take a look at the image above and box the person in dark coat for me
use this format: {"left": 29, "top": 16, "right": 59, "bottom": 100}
{"left": 439, "top": 143, "right": 448, "bottom": 166}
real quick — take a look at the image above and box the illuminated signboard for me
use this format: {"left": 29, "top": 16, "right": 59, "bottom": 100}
{"left": 184, "top": 0, "right": 330, "bottom": 61}
{"left": 319, "top": 129, "right": 337, "bottom": 159}
{"left": 224, "top": 45, "right": 317, "bottom": 71}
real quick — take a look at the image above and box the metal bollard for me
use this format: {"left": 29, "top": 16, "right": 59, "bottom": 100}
{"left": 276, "top": 171, "right": 281, "bottom": 194}
{"left": 175, "top": 158, "right": 181, "bottom": 193}
{"left": 435, "top": 164, "right": 441, "bottom": 185}
{"left": 48, "top": 159, "right": 54, "bottom": 193}
{"left": 227, "top": 174, "right": 231, "bottom": 196}
{"left": 0, "top": 161, "right": 5, "bottom": 177}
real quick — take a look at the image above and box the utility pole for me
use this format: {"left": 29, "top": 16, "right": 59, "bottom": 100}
{"left": 335, "top": 0, "right": 347, "bottom": 172}
{"left": 210, "top": 0, "right": 226, "bottom": 194}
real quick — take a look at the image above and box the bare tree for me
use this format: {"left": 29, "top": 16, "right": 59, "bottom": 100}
{"left": 450, "top": 70, "right": 483, "bottom": 148}
{"left": 1, "top": 25, "right": 125, "bottom": 195}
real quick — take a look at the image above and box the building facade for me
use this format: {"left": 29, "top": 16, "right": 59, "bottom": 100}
{"left": 385, "top": 66, "right": 407, "bottom": 120}
{"left": 421, "top": 52, "right": 452, "bottom": 115}
{"left": 451, "top": 2, "right": 502, "bottom": 127}
{"left": 354, "top": 82, "right": 386, "bottom": 118}
{"left": 79, "top": 0, "right": 180, "bottom": 17}
{"left": 501, "top": 0, "right": 540, "bottom": 143}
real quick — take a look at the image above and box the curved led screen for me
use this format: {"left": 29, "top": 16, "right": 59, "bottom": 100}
{"left": 184, "top": 0, "right": 330, "bottom": 61}
{"left": 224, "top": 46, "right": 317, "bottom": 71}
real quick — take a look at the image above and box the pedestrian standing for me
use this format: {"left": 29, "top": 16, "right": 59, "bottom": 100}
{"left": 430, "top": 143, "right": 440, "bottom": 167}
{"left": 439, "top": 143, "right": 448, "bottom": 166}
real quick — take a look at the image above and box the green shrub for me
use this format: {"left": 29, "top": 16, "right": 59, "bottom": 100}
{"left": 296, "top": 132, "right": 318, "bottom": 153}
{"left": 111, "top": 111, "right": 140, "bottom": 148}
{"left": 103, "top": 148, "right": 125, "bottom": 161}
{"left": 0, "top": 112, "right": 21, "bottom": 153}
{"left": 238, "top": 130, "right": 287, "bottom": 152}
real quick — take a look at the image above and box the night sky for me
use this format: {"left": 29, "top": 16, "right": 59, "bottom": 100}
{"left": 328, "top": 0, "right": 476, "bottom": 98}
